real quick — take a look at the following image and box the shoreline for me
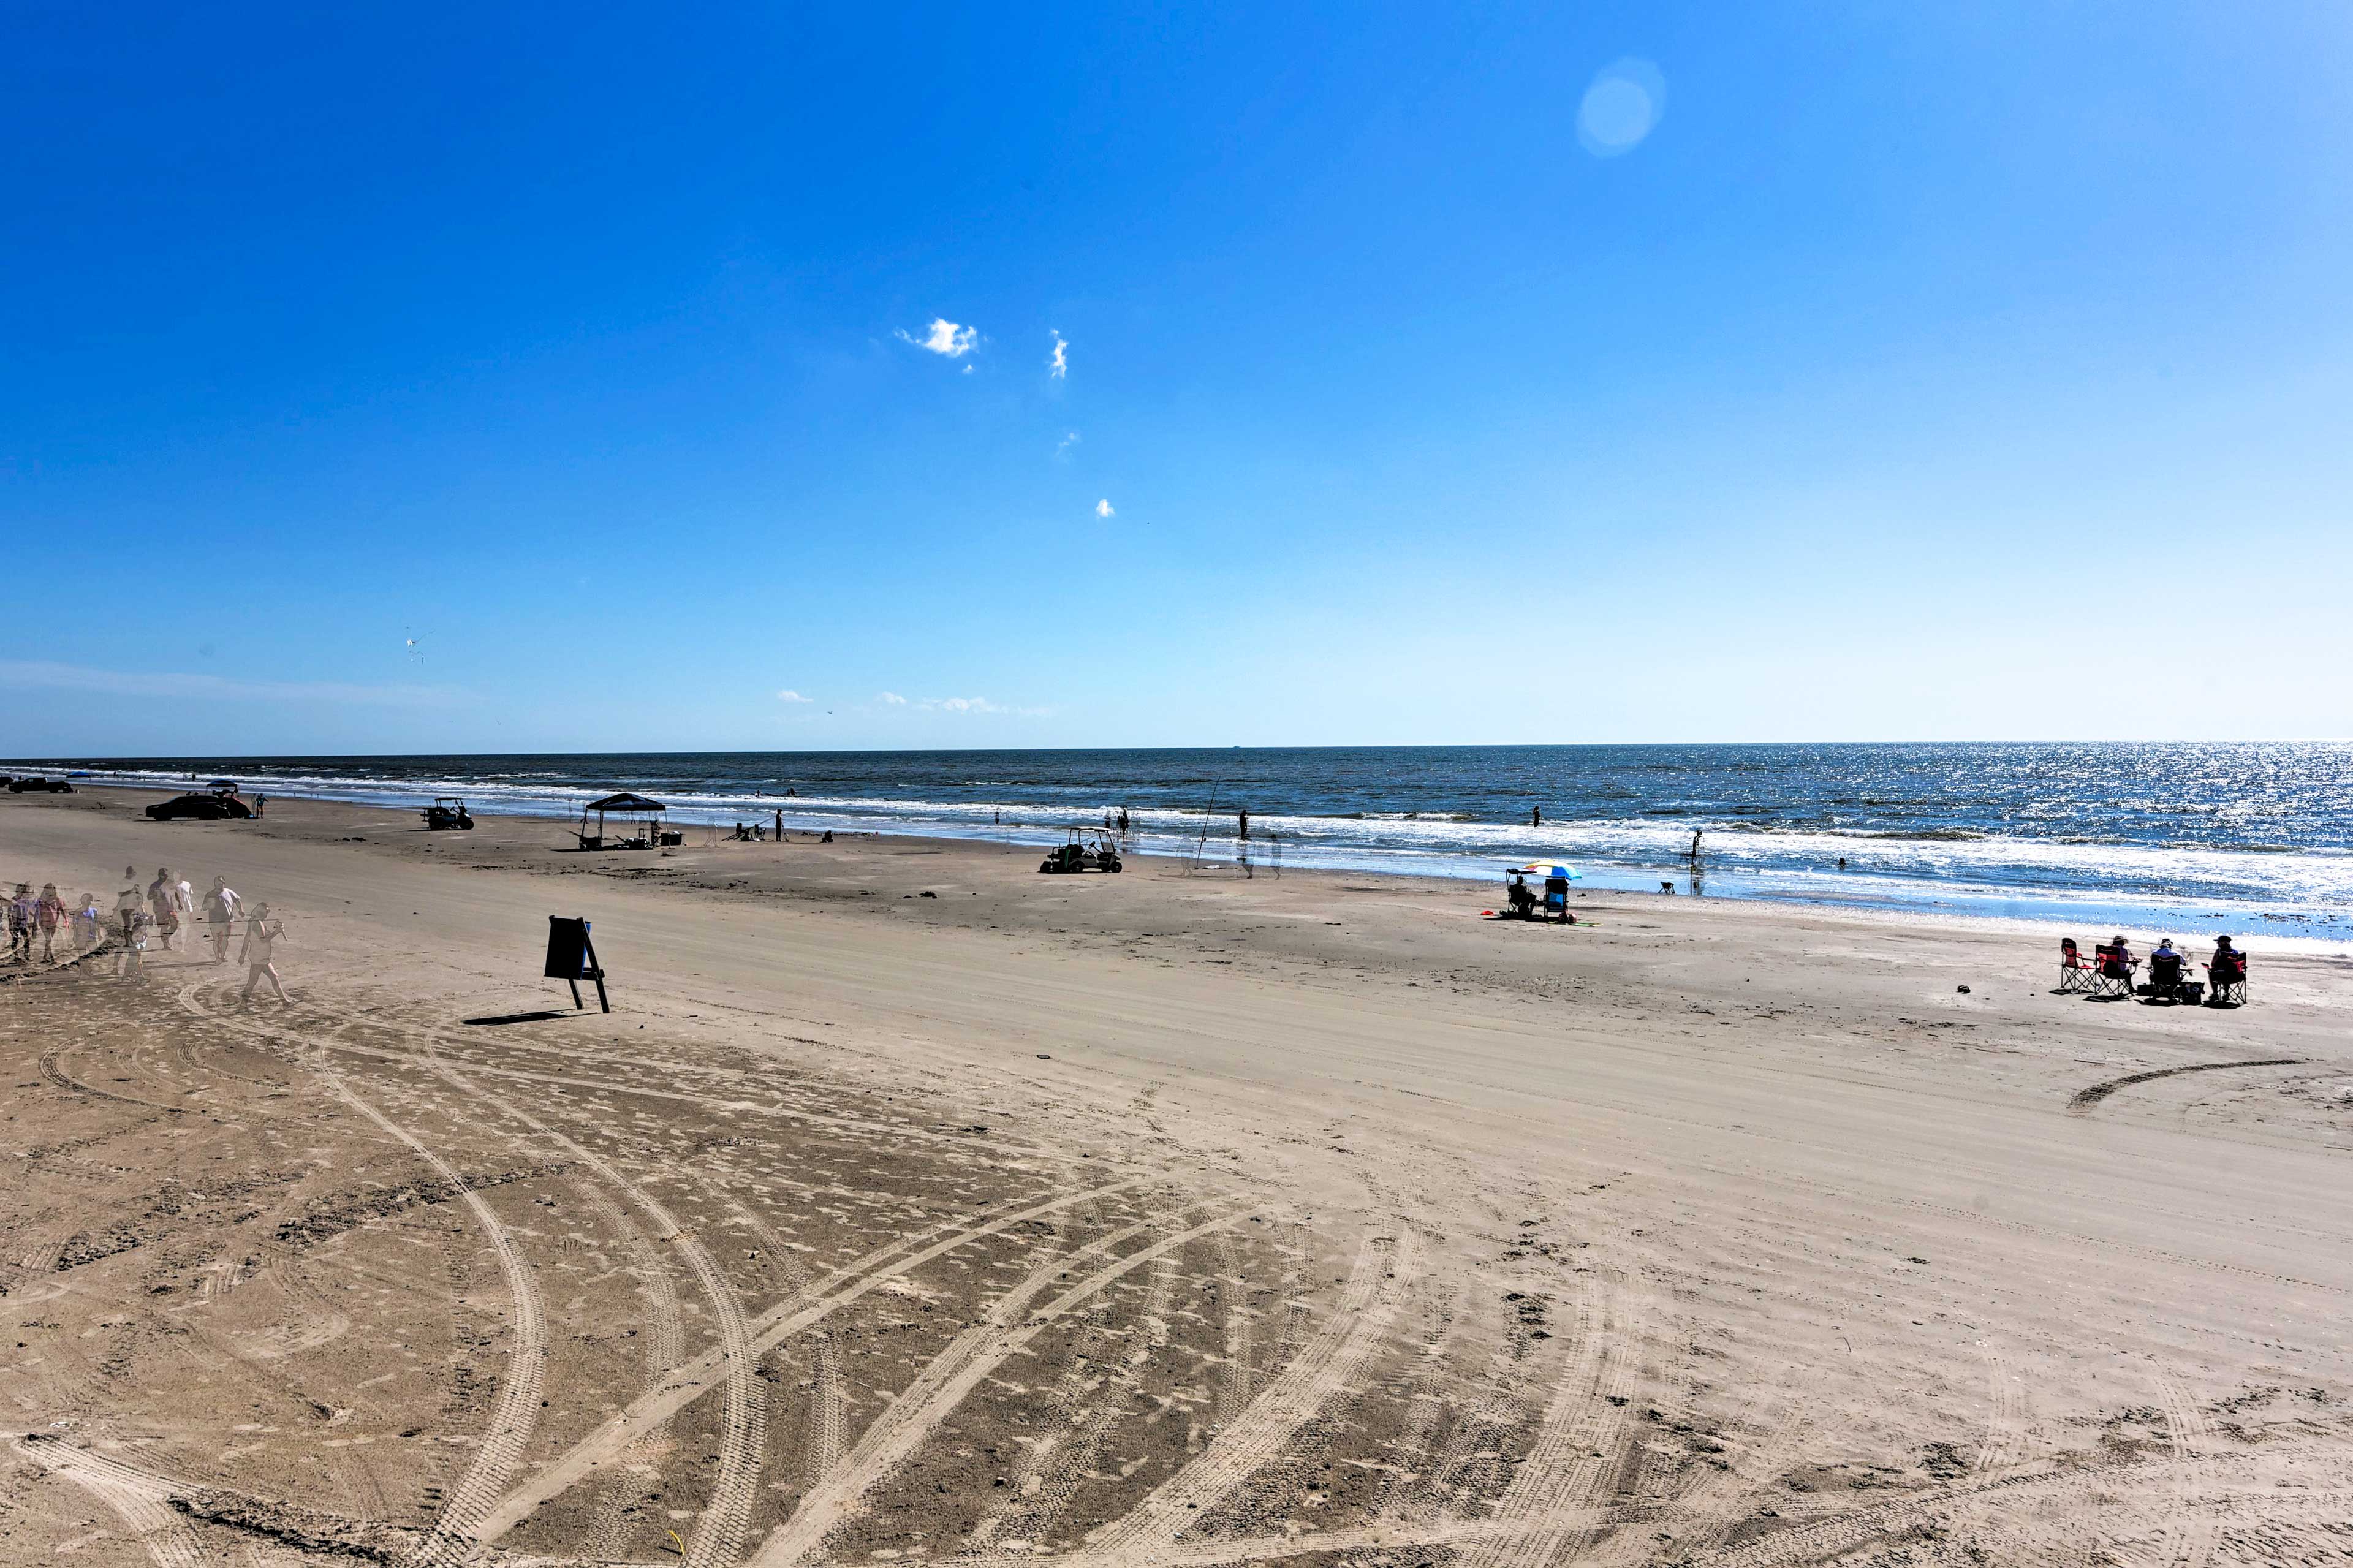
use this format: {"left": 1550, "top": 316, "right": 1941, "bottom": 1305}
{"left": 31, "top": 775, "right": 2352, "bottom": 952}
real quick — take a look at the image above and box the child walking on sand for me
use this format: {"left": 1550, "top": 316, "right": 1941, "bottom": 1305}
{"left": 35, "top": 883, "right": 66, "bottom": 963}
{"left": 240, "top": 902, "right": 287, "bottom": 1004}
{"left": 7, "top": 884, "right": 32, "bottom": 963}
{"left": 113, "top": 878, "right": 148, "bottom": 975}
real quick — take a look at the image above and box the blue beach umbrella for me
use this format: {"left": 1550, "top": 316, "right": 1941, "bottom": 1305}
{"left": 1511, "top": 861, "right": 1583, "bottom": 880}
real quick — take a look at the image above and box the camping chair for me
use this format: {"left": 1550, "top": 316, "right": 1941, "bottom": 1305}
{"left": 2207, "top": 951, "right": 2248, "bottom": 1006}
{"left": 2146, "top": 952, "right": 2186, "bottom": 1004}
{"left": 2088, "top": 943, "right": 2136, "bottom": 999}
{"left": 2056, "top": 937, "right": 2096, "bottom": 994}
{"left": 1543, "top": 876, "right": 1571, "bottom": 923}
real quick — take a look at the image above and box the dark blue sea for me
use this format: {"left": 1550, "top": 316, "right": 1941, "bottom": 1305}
{"left": 12, "top": 744, "right": 2351, "bottom": 942}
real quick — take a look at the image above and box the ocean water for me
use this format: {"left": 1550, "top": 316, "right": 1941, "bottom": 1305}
{"left": 10, "top": 743, "right": 2351, "bottom": 942}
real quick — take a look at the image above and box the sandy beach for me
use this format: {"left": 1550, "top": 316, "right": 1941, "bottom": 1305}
{"left": 6, "top": 784, "right": 2352, "bottom": 1566}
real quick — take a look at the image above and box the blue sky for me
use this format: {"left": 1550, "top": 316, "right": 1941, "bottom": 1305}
{"left": 4, "top": 3, "right": 2349, "bottom": 754}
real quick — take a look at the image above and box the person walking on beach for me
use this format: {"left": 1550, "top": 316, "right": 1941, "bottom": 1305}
{"left": 240, "top": 902, "right": 288, "bottom": 1004}
{"left": 252, "top": 792, "right": 267, "bottom": 817}
{"left": 6, "top": 884, "right": 32, "bottom": 963}
{"left": 113, "top": 877, "right": 148, "bottom": 975}
{"left": 202, "top": 877, "right": 240, "bottom": 964}
{"left": 149, "top": 868, "right": 181, "bottom": 952}
{"left": 36, "top": 883, "right": 66, "bottom": 963}
{"left": 1238, "top": 808, "right": 1249, "bottom": 840}
{"left": 774, "top": 808, "right": 783, "bottom": 843}
{"left": 172, "top": 871, "right": 194, "bottom": 928}
{"left": 72, "top": 893, "right": 101, "bottom": 954}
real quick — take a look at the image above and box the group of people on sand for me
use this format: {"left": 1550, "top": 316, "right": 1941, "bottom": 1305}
{"left": 2109, "top": 932, "right": 2238, "bottom": 972}
{"left": 6, "top": 863, "right": 288, "bottom": 1002}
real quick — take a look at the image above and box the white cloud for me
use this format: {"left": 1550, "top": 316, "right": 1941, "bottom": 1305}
{"left": 1056, "top": 430, "right": 1080, "bottom": 458}
{"left": 1578, "top": 58, "right": 1666, "bottom": 157}
{"left": 776, "top": 689, "right": 813, "bottom": 703}
{"left": 895, "top": 317, "right": 977, "bottom": 358}
{"left": 1048, "top": 330, "right": 1068, "bottom": 379}
{"left": 0, "top": 659, "right": 465, "bottom": 709}
{"left": 866, "top": 690, "right": 1053, "bottom": 718}
{"left": 1095, "top": 498, "right": 1115, "bottom": 518}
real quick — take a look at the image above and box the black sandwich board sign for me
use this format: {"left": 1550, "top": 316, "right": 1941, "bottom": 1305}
{"left": 545, "top": 917, "right": 610, "bottom": 1013}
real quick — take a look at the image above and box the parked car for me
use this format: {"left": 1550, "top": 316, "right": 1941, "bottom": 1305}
{"left": 145, "top": 791, "right": 253, "bottom": 821}
{"left": 7, "top": 776, "right": 74, "bottom": 793}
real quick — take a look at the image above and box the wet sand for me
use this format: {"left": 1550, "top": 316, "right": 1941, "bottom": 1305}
{"left": 5, "top": 786, "right": 2352, "bottom": 1566}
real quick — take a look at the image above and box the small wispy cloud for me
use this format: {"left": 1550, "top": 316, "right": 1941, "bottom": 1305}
{"left": 1095, "top": 498, "right": 1115, "bottom": 518}
{"left": 867, "top": 691, "right": 1052, "bottom": 718}
{"left": 776, "top": 689, "right": 813, "bottom": 703}
{"left": 895, "top": 317, "right": 977, "bottom": 358}
{"left": 0, "top": 659, "right": 466, "bottom": 710}
{"left": 1056, "top": 430, "right": 1080, "bottom": 458}
{"left": 1048, "top": 330, "right": 1068, "bottom": 379}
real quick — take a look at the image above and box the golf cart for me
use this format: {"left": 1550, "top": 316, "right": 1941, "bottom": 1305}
{"left": 422, "top": 796, "right": 475, "bottom": 831}
{"left": 1039, "top": 828, "right": 1123, "bottom": 874}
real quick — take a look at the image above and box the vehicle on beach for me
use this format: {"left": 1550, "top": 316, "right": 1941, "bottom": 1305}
{"left": 7, "top": 776, "right": 74, "bottom": 793}
{"left": 1039, "top": 828, "right": 1123, "bottom": 874}
{"left": 422, "top": 796, "right": 475, "bottom": 831}
{"left": 146, "top": 791, "right": 254, "bottom": 821}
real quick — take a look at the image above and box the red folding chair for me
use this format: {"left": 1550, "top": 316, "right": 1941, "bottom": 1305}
{"left": 2206, "top": 951, "right": 2248, "bottom": 1006}
{"left": 2055, "top": 937, "right": 2096, "bottom": 994}
{"left": 2088, "top": 943, "right": 2137, "bottom": 999}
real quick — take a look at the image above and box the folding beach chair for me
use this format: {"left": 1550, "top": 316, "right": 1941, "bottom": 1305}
{"left": 2088, "top": 944, "right": 2136, "bottom": 999}
{"left": 2146, "top": 952, "right": 2187, "bottom": 1004}
{"left": 2207, "top": 951, "right": 2248, "bottom": 1006}
{"left": 2055, "top": 937, "right": 2096, "bottom": 994}
{"left": 1542, "top": 876, "right": 1572, "bottom": 923}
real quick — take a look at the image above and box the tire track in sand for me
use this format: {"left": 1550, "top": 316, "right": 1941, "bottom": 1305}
{"left": 748, "top": 1206, "right": 1246, "bottom": 1568}
{"left": 1976, "top": 1339, "right": 2031, "bottom": 1472}
{"left": 1067, "top": 1225, "right": 1419, "bottom": 1566}
{"left": 476, "top": 1178, "right": 1147, "bottom": 1543}
{"left": 13, "top": 1436, "right": 210, "bottom": 1568}
{"left": 384, "top": 1021, "right": 770, "bottom": 1568}
{"left": 965, "top": 1236, "right": 1188, "bottom": 1552}
{"left": 177, "top": 984, "right": 548, "bottom": 1568}
{"left": 2154, "top": 1370, "right": 2220, "bottom": 1568}
{"left": 1450, "top": 1282, "right": 1639, "bottom": 1568}
{"left": 183, "top": 988, "right": 769, "bottom": 1565}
